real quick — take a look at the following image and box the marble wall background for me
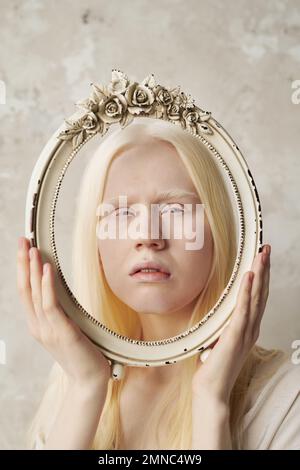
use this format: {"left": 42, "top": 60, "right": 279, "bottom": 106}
{"left": 0, "top": 0, "right": 299, "bottom": 449}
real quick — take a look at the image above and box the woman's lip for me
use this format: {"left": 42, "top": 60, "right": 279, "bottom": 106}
{"left": 130, "top": 271, "right": 171, "bottom": 282}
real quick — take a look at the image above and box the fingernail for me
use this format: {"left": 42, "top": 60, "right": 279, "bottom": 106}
{"left": 262, "top": 253, "right": 268, "bottom": 265}
{"left": 43, "top": 264, "right": 49, "bottom": 274}
{"left": 264, "top": 245, "right": 270, "bottom": 255}
{"left": 29, "top": 248, "right": 35, "bottom": 259}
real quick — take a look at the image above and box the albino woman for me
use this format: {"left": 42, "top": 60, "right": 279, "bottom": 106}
{"left": 17, "top": 119, "right": 300, "bottom": 450}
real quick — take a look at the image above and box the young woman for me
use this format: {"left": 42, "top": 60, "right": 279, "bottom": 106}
{"left": 17, "top": 119, "right": 300, "bottom": 450}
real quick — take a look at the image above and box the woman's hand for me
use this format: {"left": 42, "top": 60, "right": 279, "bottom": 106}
{"left": 191, "top": 243, "right": 271, "bottom": 449}
{"left": 17, "top": 236, "right": 111, "bottom": 389}
{"left": 192, "top": 243, "right": 271, "bottom": 403}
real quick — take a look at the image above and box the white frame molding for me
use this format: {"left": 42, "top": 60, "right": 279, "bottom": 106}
{"left": 25, "top": 70, "right": 263, "bottom": 379}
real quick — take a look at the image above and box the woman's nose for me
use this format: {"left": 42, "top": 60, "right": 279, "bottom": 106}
{"left": 133, "top": 207, "right": 166, "bottom": 250}
{"left": 134, "top": 237, "right": 166, "bottom": 250}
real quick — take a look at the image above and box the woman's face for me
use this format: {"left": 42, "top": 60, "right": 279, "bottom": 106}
{"left": 97, "top": 138, "right": 214, "bottom": 319}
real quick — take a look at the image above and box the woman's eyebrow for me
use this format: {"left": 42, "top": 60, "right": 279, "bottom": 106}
{"left": 152, "top": 189, "right": 199, "bottom": 203}
{"left": 103, "top": 189, "right": 199, "bottom": 206}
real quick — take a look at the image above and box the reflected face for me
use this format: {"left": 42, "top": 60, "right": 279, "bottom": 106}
{"left": 97, "top": 138, "right": 214, "bottom": 316}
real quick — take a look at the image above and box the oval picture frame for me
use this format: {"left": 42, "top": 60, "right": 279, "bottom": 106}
{"left": 25, "top": 69, "right": 263, "bottom": 380}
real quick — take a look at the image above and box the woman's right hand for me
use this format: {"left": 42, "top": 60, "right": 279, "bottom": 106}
{"left": 17, "top": 236, "right": 111, "bottom": 389}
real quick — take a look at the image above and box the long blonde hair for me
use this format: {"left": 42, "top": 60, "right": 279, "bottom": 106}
{"left": 26, "top": 119, "right": 286, "bottom": 449}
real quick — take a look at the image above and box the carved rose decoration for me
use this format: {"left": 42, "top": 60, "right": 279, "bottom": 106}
{"left": 58, "top": 69, "right": 213, "bottom": 149}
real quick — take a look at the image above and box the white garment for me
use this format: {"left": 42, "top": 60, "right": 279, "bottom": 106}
{"left": 241, "top": 352, "right": 300, "bottom": 449}
{"left": 32, "top": 352, "right": 300, "bottom": 450}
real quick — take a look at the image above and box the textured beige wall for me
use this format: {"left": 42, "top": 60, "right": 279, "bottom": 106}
{"left": 0, "top": 0, "right": 299, "bottom": 449}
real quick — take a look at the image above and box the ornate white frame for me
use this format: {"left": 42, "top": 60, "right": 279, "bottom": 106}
{"left": 25, "top": 70, "right": 263, "bottom": 380}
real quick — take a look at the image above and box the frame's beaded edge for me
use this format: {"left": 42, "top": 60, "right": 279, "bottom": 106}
{"left": 49, "top": 118, "right": 248, "bottom": 347}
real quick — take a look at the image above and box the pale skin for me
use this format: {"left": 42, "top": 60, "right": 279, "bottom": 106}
{"left": 17, "top": 237, "right": 271, "bottom": 450}
{"left": 17, "top": 138, "right": 271, "bottom": 449}
{"left": 97, "top": 138, "right": 214, "bottom": 385}
{"left": 17, "top": 237, "right": 111, "bottom": 449}
{"left": 191, "top": 243, "right": 271, "bottom": 449}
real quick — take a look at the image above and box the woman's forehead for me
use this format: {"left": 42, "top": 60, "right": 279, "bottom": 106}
{"left": 103, "top": 142, "right": 194, "bottom": 192}
{"left": 112, "top": 139, "right": 178, "bottom": 164}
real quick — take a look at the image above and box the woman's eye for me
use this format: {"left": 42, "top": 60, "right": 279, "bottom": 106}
{"left": 160, "top": 203, "right": 185, "bottom": 214}
{"left": 115, "top": 207, "right": 134, "bottom": 216}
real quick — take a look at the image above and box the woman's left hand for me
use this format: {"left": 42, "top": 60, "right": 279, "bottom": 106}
{"left": 191, "top": 243, "right": 271, "bottom": 449}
